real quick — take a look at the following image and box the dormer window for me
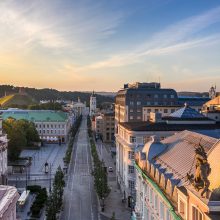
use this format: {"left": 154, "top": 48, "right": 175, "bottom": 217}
{"left": 192, "top": 206, "right": 203, "bottom": 220}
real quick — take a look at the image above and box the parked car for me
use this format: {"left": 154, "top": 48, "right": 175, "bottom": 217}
{"left": 108, "top": 166, "right": 113, "bottom": 172}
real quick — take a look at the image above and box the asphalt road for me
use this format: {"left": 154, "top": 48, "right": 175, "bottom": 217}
{"left": 62, "top": 115, "right": 100, "bottom": 220}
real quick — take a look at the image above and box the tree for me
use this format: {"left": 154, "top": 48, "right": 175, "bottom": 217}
{"left": 46, "top": 166, "right": 65, "bottom": 220}
{"left": 111, "top": 212, "right": 116, "bottom": 220}
{"left": 3, "top": 118, "right": 40, "bottom": 161}
{"left": 53, "top": 166, "right": 65, "bottom": 210}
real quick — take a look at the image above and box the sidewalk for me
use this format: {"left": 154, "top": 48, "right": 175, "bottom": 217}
{"left": 96, "top": 141, "right": 130, "bottom": 220}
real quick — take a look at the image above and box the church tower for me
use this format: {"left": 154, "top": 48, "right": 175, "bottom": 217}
{"left": 209, "top": 85, "right": 216, "bottom": 100}
{"left": 90, "top": 91, "right": 96, "bottom": 116}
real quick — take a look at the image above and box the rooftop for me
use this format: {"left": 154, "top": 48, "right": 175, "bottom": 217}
{"left": 166, "top": 105, "right": 206, "bottom": 119}
{"left": 0, "top": 185, "right": 19, "bottom": 218}
{"left": 119, "top": 121, "right": 220, "bottom": 132}
{"left": 1, "top": 110, "right": 69, "bottom": 122}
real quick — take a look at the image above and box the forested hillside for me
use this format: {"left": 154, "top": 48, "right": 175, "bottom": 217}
{"left": 0, "top": 85, "right": 114, "bottom": 107}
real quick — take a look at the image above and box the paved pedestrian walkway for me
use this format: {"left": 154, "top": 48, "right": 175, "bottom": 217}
{"left": 96, "top": 141, "right": 130, "bottom": 220}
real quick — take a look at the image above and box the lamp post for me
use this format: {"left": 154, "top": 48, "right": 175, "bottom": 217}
{"left": 45, "top": 162, "right": 52, "bottom": 192}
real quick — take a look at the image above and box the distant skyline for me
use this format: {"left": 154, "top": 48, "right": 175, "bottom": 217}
{"left": 1, "top": 0, "right": 220, "bottom": 92}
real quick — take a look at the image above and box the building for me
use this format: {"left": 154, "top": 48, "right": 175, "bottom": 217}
{"left": 115, "top": 82, "right": 178, "bottom": 126}
{"left": 178, "top": 97, "right": 210, "bottom": 113}
{"left": 0, "top": 116, "right": 8, "bottom": 185}
{"left": 115, "top": 106, "right": 220, "bottom": 206}
{"left": 0, "top": 186, "right": 19, "bottom": 220}
{"left": 94, "top": 112, "right": 115, "bottom": 143}
{"left": 135, "top": 130, "right": 220, "bottom": 220}
{"left": 64, "top": 98, "right": 86, "bottom": 120}
{"left": 202, "top": 95, "right": 220, "bottom": 122}
{"left": 90, "top": 91, "right": 97, "bottom": 116}
{"left": 1, "top": 110, "right": 71, "bottom": 143}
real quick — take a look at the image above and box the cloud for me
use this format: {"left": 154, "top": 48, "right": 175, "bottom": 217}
{"left": 78, "top": 6, "right": 220, "bottom": 70}
{"left": 0, "top": 0, "right": 125, "bottom": 51}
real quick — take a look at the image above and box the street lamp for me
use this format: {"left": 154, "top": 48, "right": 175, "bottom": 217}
{"left": 101, "top": 197, "right": 105, "bottom": 212}
{"left": 45, "top": 162, "right": 52, "bottom": 192}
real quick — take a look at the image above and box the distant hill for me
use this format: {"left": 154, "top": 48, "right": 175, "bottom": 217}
{"left": 0, "top": 93, "right": 37, "bottom": 108}
{"left": 0, "top": 85, "right": 114, "bottom": 108}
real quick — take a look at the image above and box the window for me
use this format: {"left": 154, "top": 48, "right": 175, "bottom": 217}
{"left": 51, "top": 124, "right": 53, "bottom": 128}
{"left": 128, "top": 151, "right": 135, "bottom": 159}
{"left": 137, "top": 101, "right": 141, "bottom": 105}
{"left": 154, "top": 94, "right": 158, "bottom": 98}
{"left": 179, "top": 199, "right": 185, "bottom": 218}
{"left": 192, "top": 206, "right": 203, "bottom": 220}
{"left": 164, "top": 94, "right": 167, "bottom": 98}
{"left": 137, "top": 109, "right": 141, "bottom": 112}
{"left": 171, "top": 109, "right": 175, "bottom": 113}
{"left": 155, "top": 109, "right": 159, "bottom": 113}
{"left": 137, "top": 116, "right": 141, "bottom": 120}
{"left": 128, "top": 180, "right": 135, "bottom": 190}
{"left": 47, "top": 124, "right": 49, "bottom": 128}
{"left": 160, "top": 202, "right": 164, "bottom": 219}
{"left": 130, "top": 116, "right": 134, "bottom": 120}
{"left": 154, "top": 195, "right": 158, "bottom": 210}
{"left": 149, "top": 188, "right": 153, "bottom": 203}
{"left": 154, "top": 102, "right": 158, "bottom": 105}
{"left": 171, "top": 94, "right": 175, "bottom": 98}
{"left": 39, "top": 124, "right": 41, "bottom": 128}
{"left": 130, "top": 101, "right": 134, "bottom": 105}
{"left": 166, "top": 209, "right": 170, "bottom": 220}
{"left": 130, "top": 109, "right": 133, "bottom": 112}
{"left": 147, "top": 109, "right": 151, "bottom": 113}
{"left": 164, "top": 109, "right": 168, "bottom": 113}
{"left": 128, "top": 165, "right": 134, "bottom": 174}
{"left": 130, "top": 136, "right": 136, "bottom": 143}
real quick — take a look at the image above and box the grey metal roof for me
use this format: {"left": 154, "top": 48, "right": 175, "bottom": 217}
{"left": 154, "top": 130, "right": 219, "bottom": 184}
{"left": 169, "top": 105, "right": 205, "bottom": 119}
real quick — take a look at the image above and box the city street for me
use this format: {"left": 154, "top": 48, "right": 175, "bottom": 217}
{"left": 62, "top": 115, "right": 100, "bottom": 220}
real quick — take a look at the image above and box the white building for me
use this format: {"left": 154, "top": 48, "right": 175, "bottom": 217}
{"left": 0, "top": 117, "right": 8, "bottom": 185}
{"left": 0, "top": 185, "right": 19, "bottom": 220}
{"left": 115, "top": 106, "right": 220, "bottom": 207}
{"left": 135, "top": 130, "right": 220, "bottom": 220}
{"left": 90, "top": 91, "right": 96, "bottom": 116}
{"left": 1, "top": 110, "right": 71, "bottom": 143}
{"left": 72, "top": 98, "right": 86, "bottom": 117}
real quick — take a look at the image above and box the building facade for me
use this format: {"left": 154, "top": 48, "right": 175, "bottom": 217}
{"left": 202, "top": 95, "right": 220, "bottom": 122}
{"left": 1, "top": 110, "right": 71, "bottom": 143}
{"left": 0, "top": 117, "right": 8, "bottom": 185}
{"left": 94, "top": 112, "right": 115, "bottom": 143}
{"left": 135, "top": 130, "right": 220, "bottom": 220}
{"left": 90, "top": 91, "right": 97, "bottom": 116}
{"left": 115, "top": 106, "right": 220, "bottom": 207}
{"left": 115, "top": 82, "right": 179, "bottom": 126}
{"left": 0, "top": 185, "right": 19, "bottom": 220}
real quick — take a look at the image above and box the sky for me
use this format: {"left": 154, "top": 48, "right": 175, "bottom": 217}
{"left": 0, "top": 0, "right": 220, "bottom": 92}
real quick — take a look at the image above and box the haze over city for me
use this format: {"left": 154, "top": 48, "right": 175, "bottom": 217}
{"left": 1, "top": 0, "right": 220, "bottom": 92}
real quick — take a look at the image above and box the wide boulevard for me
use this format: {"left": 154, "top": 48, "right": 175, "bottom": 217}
{"left": 62, "top": 115, "right": 100, "bottom": 220}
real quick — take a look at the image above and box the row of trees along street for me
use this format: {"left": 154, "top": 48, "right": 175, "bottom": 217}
{"left": 87, "top": 115, "right": 110, "bottom": 211}
{"left": 46, "top": 166, "right": 65, "bottom": 220}
{"left": 3, "top": 118, "right": 40, "bottom": 161}
{"left": 63, "top": 115, "right": 82, "bottom": 164}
